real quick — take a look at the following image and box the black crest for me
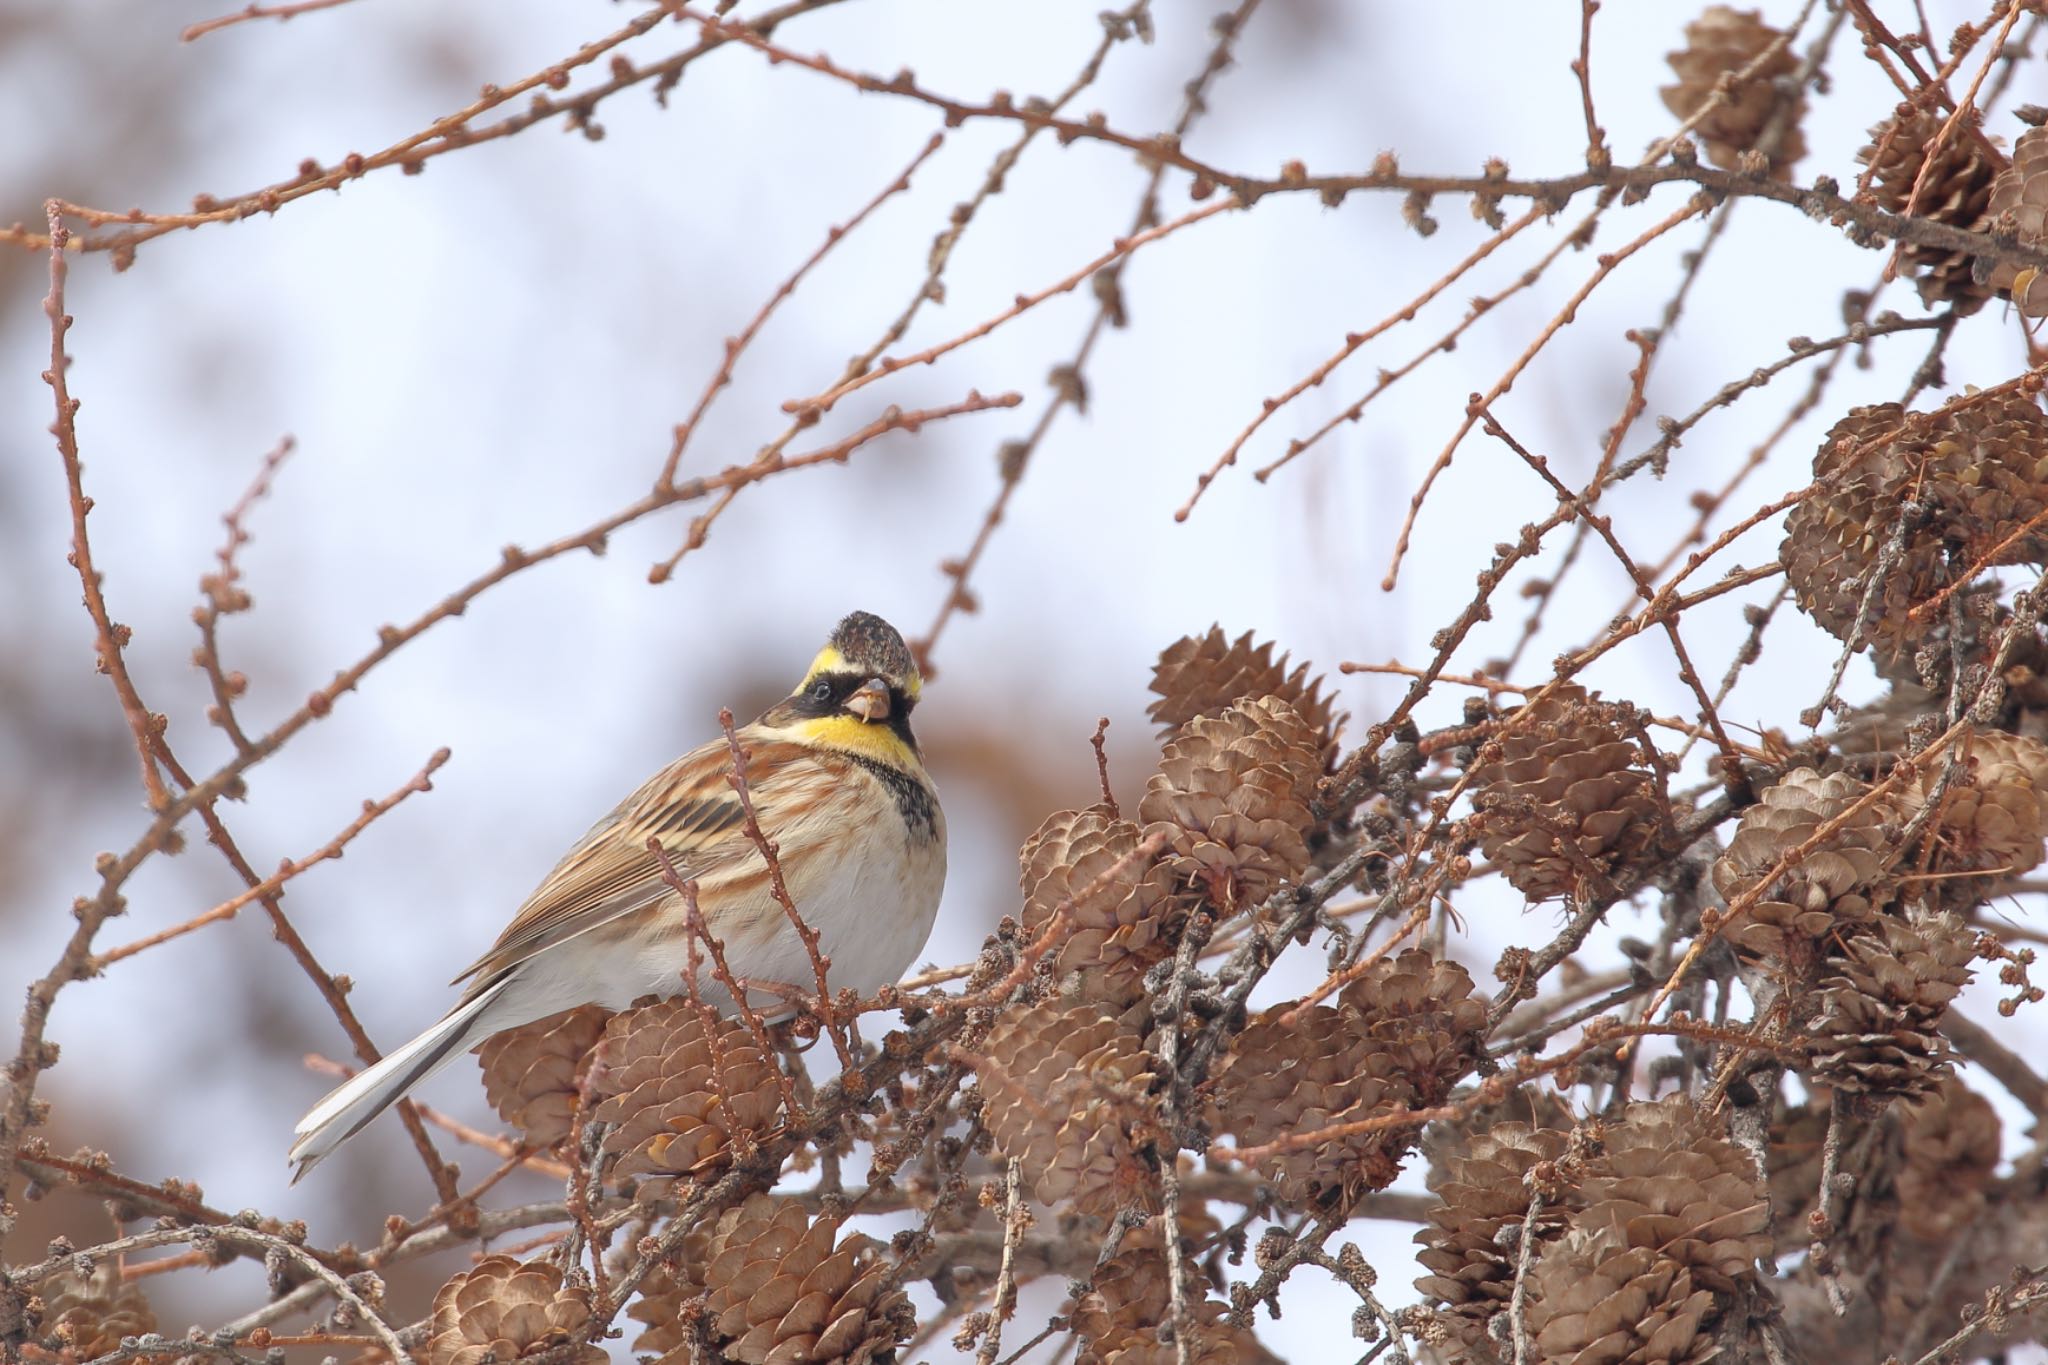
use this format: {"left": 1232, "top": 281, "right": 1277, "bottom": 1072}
{"left": 831, "top": 611, "right": 917, "bottom": 681}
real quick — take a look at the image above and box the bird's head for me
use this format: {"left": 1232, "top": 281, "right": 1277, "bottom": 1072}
{"left": 758, "top": 612, "right": 925, "bottom": 760}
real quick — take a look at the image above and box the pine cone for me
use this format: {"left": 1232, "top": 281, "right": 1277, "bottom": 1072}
{"left": 1920, "top": 392, "right": 2048, "bottom": 568}
{"left": 1516, "top": 1099, "right": 1769, "bottom": 1362}
{"left": 1781, "top": 404, "right": 1933, "bottom": 664}
{"left": 477, "top": 1004, "right": 611, "bottom": 1150}
{"left": 1138, "top": 696, "right": 1323, "bottom": 915}
{"left": 426, "top": 1257, "right": 604, "bottom": 1365}
{"left": 37, "top": 1265, "right": 155, "bottom": 1359}
{"left": 1527, "top": 1222, "right": 1723, "bottom": 1365}
{"left": 628, "top": 1194, "right": 911, "bottom": 1365}
{"left": 1019, "top": 805, "right": 1180, "bottom": 1009}
{"left": 1861, "top": 104, "right": 2008, "bottom": 309}
{"left": 1211, "top": 951, "right": 1486, "bottom": 1212}
{"left": 1892, "top": 727, "right": 2048, "bottom": 897}
{"left": 1469, "top": 685, "right": 1667, "bottom": 901}
{"left": 1579, "top": 1099, "right": 1773, "bottom": 1294}
{"left": 1067, "top": 1232, "right": 1272, "bottom": 1365}
{"left": 1977, "top": 121, "right": 2048, "bottom": 316}
{"left": 1896, "top": 1078, "right": 2001, "bottom": 1243}
{"left": 1147, "top": 626, "right": 1344, "bottom": 767}
{"left": 1711, "top": 768, "right": 1892, "bottom": 972}
{"left": 1782, "top": 396, "right": 2048, "bottom": 668}
{"left": 1419, "top": 1099, "right": 1769, "bottom": 1353}
{"left": 1811, "top": 912, "right": 1974, "bottom": 1102}
{"left": 588, "top": 998, "right": 784, "bottom": 1194}
{"left": 978, "top": 999, "right": 1160, "bottom": 1215}
{"left": 1413, "top": 1120, "right": 1577, "bottom": 1348}
{"left": 1367, "top": 950, "right": 1493, "bottom": 1101}
{"left": 1660, "top": 7, "right": 1807, "bottom": 176}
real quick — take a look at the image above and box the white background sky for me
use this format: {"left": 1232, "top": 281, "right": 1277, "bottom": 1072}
{"left": 4, "top": 0, "right": 2045, "bottom": 1358}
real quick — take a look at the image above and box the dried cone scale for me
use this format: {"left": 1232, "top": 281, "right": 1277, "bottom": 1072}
{"left": 978, "top": 998, "right": 1160, "bottom": 1215}
{"left": 1210, "top": 950, "right": 1485, "bottom": 1212}
{"left": 1469, "top": 684, "right": 1666, "bottom": 901}
{"left": 35, "top": 1264, "right": 156, "bottom": 1359}
{"left": 1018, "top": 805, "right": 1179, "bottom": 1009}
{"left": 587, "top": 998, "right": 784, "bottom": 1193}
{"left": 1860, "top": 104, "right": 2007, "bottom": 309}
{"left": 1710, "top": 767, "right": 1891, "bottom": 973}
{"left": 627, "top": 1194, "right": 910, "bottom": 1365}
{"left": 426, "top": 1257, "right": 605, "bottom": 1365}
{"left": 1148, "top": 626, "right": 1344, "bottom": 767}
{"left": 1660, "top": 7, "right": 1807, "bottom": 176}
{"left": 1415, "top": 1098, "right": 1772, "bottom": 1353}
{"left": 1138, "top": 696, "right": 1324, "bottom": 915}
{"left": 1978, "top": 120, "right": 2048, "bottom": 316}
{"left": 475, "top": 1003, "right": 611, "bottom": 1150}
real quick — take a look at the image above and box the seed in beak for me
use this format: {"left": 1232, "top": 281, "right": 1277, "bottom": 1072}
{"left": 845, "top": 677, "right": 892, "bottom": 722}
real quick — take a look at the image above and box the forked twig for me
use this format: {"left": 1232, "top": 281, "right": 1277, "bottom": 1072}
{"left": 717, "top": 708, "right": 858, "bottom": 1071}
{"left": 95, "top": 749, "right": 450, "bottom": 967}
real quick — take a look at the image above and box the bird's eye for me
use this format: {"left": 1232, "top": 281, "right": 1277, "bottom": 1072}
{"left": 810, "top": 679, "right": 834, "bottom": 703}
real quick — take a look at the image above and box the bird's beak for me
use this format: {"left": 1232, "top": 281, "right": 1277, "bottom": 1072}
{"left": 845, "top": 677, "right": 892, "bottom": 723}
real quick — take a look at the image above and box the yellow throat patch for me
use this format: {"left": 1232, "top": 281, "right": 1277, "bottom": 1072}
{"left": 783, "top": 712, "right": 923, "bottom": 768}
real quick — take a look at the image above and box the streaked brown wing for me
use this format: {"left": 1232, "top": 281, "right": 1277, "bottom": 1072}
{"left": 450, "top": 733, "right": 830, "bottom": 995}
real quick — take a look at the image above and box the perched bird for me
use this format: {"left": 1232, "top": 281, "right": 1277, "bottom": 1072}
{"left": 288, "top": 611, "right": 945, "bottom": 1180}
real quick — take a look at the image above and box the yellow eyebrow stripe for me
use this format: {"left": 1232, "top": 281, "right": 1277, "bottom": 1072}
{"left": 801, "top": 645, "right": 849, "bottom": 685}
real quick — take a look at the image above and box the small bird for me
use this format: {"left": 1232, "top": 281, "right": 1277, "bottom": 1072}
{"left": 288, "top": 611, "right": 946, "bottom": 1180}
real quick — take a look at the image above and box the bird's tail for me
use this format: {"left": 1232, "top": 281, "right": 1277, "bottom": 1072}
{"left": 288, "top": 974, "right": 512, "bottom": 1182}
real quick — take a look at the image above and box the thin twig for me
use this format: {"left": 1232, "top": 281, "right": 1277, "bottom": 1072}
{"left": 975, "top": 1159, "right": 1026, "bottom": 1365}
{"left": 42, "top": 204, "right": 168, "bottom": 814}
{"left": 15, "top": 1, "right": 857, "bottom": 259}
{"left": 94, "top": 749, "right": 450, "bottom": 967}
{"left": 193, "top": 435, "right": 294, "bottom": 754}
{"left": 644, "top": 840, "right": 801, "bottom": 1117}
{"left": 657, "top": 132, "right": 946, "bottom": 490}
{"left": 718, "top": 708, "right": 857, "bottom": 1070}
{"left": 1508, "top": 1186, "right": 1543, "bottom": 1365}
{"left": 181, "top": 0, "right": 362, "bottom": 42}
{"left": 1384, "top": 194, "right": 1713, "bottom": 589}
{"left": 782, "top": 201, "right": 1233, "bottom": 422}
{"left": 1089, "top": 718, "right": 1119, "bottom": 817}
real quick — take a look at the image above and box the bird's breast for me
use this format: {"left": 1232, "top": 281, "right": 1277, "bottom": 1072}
{"left": 649, "top": 752, "right": 945, "bottom": 1005}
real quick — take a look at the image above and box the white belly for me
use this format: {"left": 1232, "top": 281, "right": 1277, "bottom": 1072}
{"left": 505, "top": 822, "right": 942, "bottom": 1023}
{"left": 662, "top": 808, "right": 947, "bottom": 1008}
{"left": 479, "top": 776, "right": 945, "bottom": 1030}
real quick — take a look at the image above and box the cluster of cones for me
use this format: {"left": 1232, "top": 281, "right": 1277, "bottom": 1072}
{"left": 1663, "top": 6, "right": 2048, "bottom": 314}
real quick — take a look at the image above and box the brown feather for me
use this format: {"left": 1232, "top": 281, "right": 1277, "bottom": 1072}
{"left": 449, "top": 735, "right": 845, "bottom": 996}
